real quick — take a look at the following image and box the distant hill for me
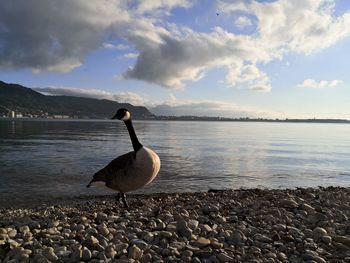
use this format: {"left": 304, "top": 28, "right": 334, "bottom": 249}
{"left": 0, "top": 80, "right": 154, "bottom": 119}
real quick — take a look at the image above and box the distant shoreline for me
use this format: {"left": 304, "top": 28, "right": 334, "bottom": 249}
{"left": 1, "top": 116, "right": 350, "bottom": 124}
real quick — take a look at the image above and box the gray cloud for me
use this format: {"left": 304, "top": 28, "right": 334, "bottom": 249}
{"left": 0, "top": 0, "right": 129, "bottom": 72}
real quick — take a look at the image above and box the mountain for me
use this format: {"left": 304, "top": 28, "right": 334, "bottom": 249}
{"left": 0, "top": 81, "right": 154, "bottom": 119}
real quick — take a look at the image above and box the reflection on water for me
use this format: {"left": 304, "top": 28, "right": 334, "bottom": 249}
{"left": 0, "top": 119, "right": 350, "bottom": 207}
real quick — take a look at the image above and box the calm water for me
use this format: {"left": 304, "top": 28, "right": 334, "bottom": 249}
{"left": 1, "top": 119, "right": 350, "bottom": 207}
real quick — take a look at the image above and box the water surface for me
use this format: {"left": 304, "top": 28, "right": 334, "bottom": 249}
{"left": 1, "top": 119, "right": 349, "bottom": 207}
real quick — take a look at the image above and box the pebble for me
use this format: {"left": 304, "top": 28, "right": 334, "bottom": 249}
{"left": 82, "top": 247, "right": 92, "bottom": 261}
{"left": 176, "top": 219, "right": 192, "bottom": 238}
{"left": 0, "top": 187, "right": 348, "bottom": 262}
{"left": 128, "top": 245, "right": 143, "bottom": 260}
{"left": 313, "top": 227, "right": 327, "bottom": 239}
{"left": 194, "top": 237, "right": 211, "bottom": 247}
{"left": 217, "top": 252, "right": 234, "bottom": 262}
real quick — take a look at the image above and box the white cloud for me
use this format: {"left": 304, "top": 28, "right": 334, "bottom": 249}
{"left": 103, "top": 43, "right": 129, "bottom": 50}
{"left": 237, "top": 0, "right": 350, "bottom": 54}
{"left": 136, "top": 0, "right": 193, "bottom": 14}
{"left": 150, "top": 94, "right": 280, "bottom": 118}
{"left": 34, "top": 87, "right": 152, "bottom": 106}
{"left": 234, "top": 16, "right": 253, "bottom": 28}
{"left": 122, "top": 53, "right": 139, "bottom": 59}
{"left": 297, "top": 79, "right": 342, "bottom": 89}
{"left": 226, "top": 63, "right": 271, "bottom": 92}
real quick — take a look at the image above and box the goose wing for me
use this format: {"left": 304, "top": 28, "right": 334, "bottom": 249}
{"left": 105, "top": 151, "right": 135, "bottom": 171}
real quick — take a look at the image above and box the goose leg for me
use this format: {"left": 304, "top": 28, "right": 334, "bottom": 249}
{"left": 116, "top": 193, "right": 121, "bottom": 204}
{"left": 121, "top": 193, "right": 129, "bottom": 208}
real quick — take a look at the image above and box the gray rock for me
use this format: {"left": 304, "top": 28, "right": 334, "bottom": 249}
{"left": 254, "top": 233, "right": 273, "bottom": 243}
{"left": 194, "top": 237, "right": 210, "bottom": 247}
{"left": 140, "top": 253, "right": 152, "bottom": 263}
{"left": 160, "top": 231, "right": 173, "bottom": 239}
{"left": 177, "top": 219, "right": 192, "bottom": 238}
{"left": 43, "top": 247, "right": 58, "bottom": 261}
{"left": 280, "top": 198, "right": 298, "bottom": 209}
{"left": 313, "top": 227, "right": 327, "bottom": 239}
{"left": 333, "top": 235, "right": 350, "bottom": 247}
{"left": 82, "top": 247, "right": 92, "bottom": 261}
{"left": 321, "top": 235, "right": 332, "bottom": 245}
{"left": 187, "top": 220, "right": 199, "bottom": 230}
{"left": 217, "top": 252, "right": 234, "bottom": 262}
{"left": 128, "top": 245, "right": 143, "bottom": 260}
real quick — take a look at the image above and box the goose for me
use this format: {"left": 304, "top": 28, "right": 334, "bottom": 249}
{"left": 87, "top": 108, "right": 161, "bottom": 207}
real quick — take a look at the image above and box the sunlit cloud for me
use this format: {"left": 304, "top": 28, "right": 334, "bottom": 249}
{"left": 234, "top": 16, "right": 253, "bottom": 28}
{"left": 297, "top": 79, "right": 342, "bottom": 89}
{"left": 102, "top": 43, "right": 129, "bottom": 50}
{"left": 1, "top": 0, "right": 350, "bottom": 92}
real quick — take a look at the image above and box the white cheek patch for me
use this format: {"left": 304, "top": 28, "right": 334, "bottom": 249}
{"left": 122, "top": 111, "right": 131, "bottom": 121}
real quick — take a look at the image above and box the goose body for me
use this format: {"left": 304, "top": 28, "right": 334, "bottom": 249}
{"left": 87, "top": 108, "right": 161, "bottom": 207}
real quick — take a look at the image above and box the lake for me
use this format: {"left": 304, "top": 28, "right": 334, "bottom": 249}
{"left": 0, "top": 119, "right": 349, "bottom": 207}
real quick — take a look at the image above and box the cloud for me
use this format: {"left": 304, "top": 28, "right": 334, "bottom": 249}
{"left": 34, "top": 86, "right": 151, "bottom": 106}
{"left": 122, "top": 27, "right": 271, "bottom": 89}
{"left": 150, "top": 95, "right": 279, "bottom": 118}
{"left": 136, "top": 0, "right": 193, "bottom": 14}
{"left": 297, "top": 79, "right": 342, "bottom": 89}
{"left": 0, "top": 0, "right": 131, "bottom": 72}
{"left": 102, "top": 43, "right": 129, "bottom": 50}
{"left": 227, "top": 0, "right": 350, "bottom": 54}
{"left": 34, "top": 86, "right": 278, "bottom": 118}
{"left": 1, "top": 0, "right": 350, "bottom": 92}
{"left": 234, "top": 16, "right": 253, "bottom": 28}
{"left": 122, "top": 53, "right": 139, "bottom": 59}
{"left": 226, "top": 63, "right": 271, "bottom": 92}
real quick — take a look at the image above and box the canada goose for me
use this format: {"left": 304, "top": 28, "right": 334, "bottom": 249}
{"left": 87, "top": 108, "right": 161, "bottom": 207}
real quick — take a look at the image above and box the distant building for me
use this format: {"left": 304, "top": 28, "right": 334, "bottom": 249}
{"left": 16, "top": 113, "right": 23, "bottom": 118}
{"left": 53, "top": 115, "right": 70, "bottom": 119}
{"left": 9, "top": 111, "right": 15, "bottom": 118}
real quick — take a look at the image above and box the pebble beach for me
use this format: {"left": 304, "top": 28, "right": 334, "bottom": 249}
{"left": 1, "top": 187, "right": 350, "bottom": 263}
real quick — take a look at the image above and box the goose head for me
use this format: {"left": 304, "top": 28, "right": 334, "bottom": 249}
{"left": 112, "top": 108, "right": 131, "bottom": 121}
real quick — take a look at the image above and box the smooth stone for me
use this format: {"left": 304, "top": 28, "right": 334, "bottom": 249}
{"left": 8, "top": 229, "right": 17, "bottom": 238}
{"left": 313, "top": 227, "right": 327, "bottom": 239}
{"left": 82, "top": 248, "right": 92, "bottom": 261}
{"left": 187, "top": 220, "right": 199, "bottom": 230}
{"left": 160, "top": 231, "right": 173, "bottom": 239}
{"left": 177, "top": 219, "right": 192, "bottom": 238}
{"left": 333, "top": 235, "right": 350, "bottom": 247}
{"left": 128, "top": 245, "right": 143, "bottom": 260}
{"left": 194, "top": 237, "right": 210, "bottom": 247}
{"left": 19, "top": 226, "right": 30, "bottom": 233}
{"left": 140, "top": 253, "right": 152, "bottom": 263}
{"left": 254, "top": 233, "right": 273, "bottom": 243}
{"left": 280, "top": 198, "right": 299, "bottom": 209}
{"left": 98, "top": 226, "right": 110, "bottom": 236}
{"left": 217, "top": 252, "right": 234, "bottom": 262}
{"left": 321, "top": 235, "right": 332, "bottom": 245}
{"left": 143, "top": 232, "right": 154, "bottom": 242}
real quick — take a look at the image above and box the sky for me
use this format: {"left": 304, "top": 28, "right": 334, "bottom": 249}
{"left": 1, "top": 0, "right": 350, "bottom": 119}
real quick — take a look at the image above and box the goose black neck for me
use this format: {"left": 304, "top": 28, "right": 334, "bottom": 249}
{"left": 124, "top": 119, "right": 143, "bottom": 152}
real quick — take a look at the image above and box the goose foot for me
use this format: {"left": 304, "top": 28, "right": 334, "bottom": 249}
{"left": 115, "top": 193, "right": 129, "bottom": 208}
{"left": 116, "top": 193, "right": 121, "bottom": 203}
{"left": 121, "top": 193, "right": 129, "bottom": 208}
